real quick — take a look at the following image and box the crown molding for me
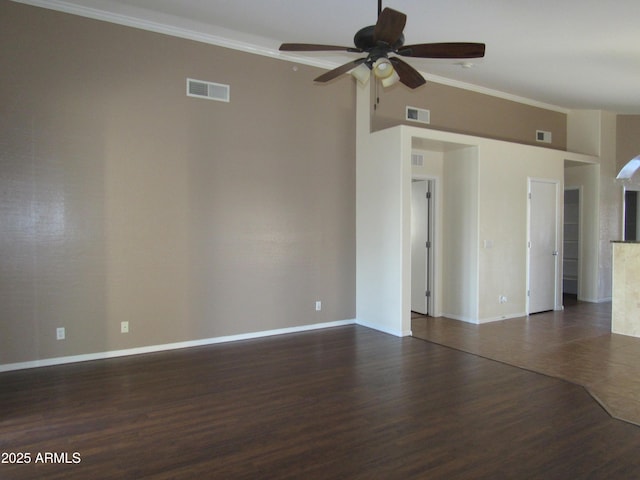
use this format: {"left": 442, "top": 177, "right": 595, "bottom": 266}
{"left": 11, "top": 0, "right": 334, "bottom": 69}
{"left": 418, "top": 73, "right": 570, "bottom": 114}
{"left": 13, "top": 0, "right": 569, "bottom": 114}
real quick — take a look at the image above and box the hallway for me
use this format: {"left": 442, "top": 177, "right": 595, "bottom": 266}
{"left": 411, "top": 299, "right": 640, "bottom": 426}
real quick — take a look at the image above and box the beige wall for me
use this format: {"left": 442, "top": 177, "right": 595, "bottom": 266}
{"left": 616, "top": 115, "right": 640, "bottom": 173}
{"left": 0, "top": 2, "right": 356, "bottom": 365}
{"left": 372, "top": 80, "right": 567, "bottom": 150}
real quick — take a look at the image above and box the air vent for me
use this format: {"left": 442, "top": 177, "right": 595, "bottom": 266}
{"left": 187, "top": 78, "right": 230, "bottom": 102}
{"left": 411, "top": 153, "right": 425, "bottom": 167}
{"left": 536, "top": 130, "right": 552, "bottom": 143}
{"left": 406, "top": 106, "right": 430, "bottom": 124}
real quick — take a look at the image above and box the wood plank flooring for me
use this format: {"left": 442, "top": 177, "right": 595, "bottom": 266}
{"left": 2, "top": 324, "right": 640, "bottom": 479}
{"left": 411, "top": 298, "right": 640, "bottom": 426}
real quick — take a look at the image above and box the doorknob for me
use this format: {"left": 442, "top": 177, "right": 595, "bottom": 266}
{"left": 552, "top": 251, "right": 559, "bottom": 256}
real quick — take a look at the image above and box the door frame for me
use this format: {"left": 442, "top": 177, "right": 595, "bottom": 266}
{"left": 622, "top": 186, "right": 640, "bottom": 241}
{"left": 526, "top": 177, "right": 562, "bottom": 314}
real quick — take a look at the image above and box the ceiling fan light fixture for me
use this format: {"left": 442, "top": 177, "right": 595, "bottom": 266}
{"left": 380, "top": 68, "right": 400, "bottom": 87}
{"left": 351, "top": 63, "right": 371, "bottom": 85}
{"left": 373, "top": 57, "right": 394, "bottom": 79}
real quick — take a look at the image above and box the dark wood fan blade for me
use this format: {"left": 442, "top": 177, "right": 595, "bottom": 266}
{"left": 389, "top": 57, "right": 426, "bottom": 89}
{"left": 373, "top": 8, "right": 406, "bottom": 46}
{"left": 398, "top": 42, "right": 486, "bottom": 59}
{"left": 314, "top": 58, "right": 367, "bottom": 83}
{"left": 279, "top": 43, "right": 359, "bottom": 52}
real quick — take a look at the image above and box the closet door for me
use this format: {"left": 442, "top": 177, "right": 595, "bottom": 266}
{"left": 528, "top": 180, "right": 559, "bottom": 314}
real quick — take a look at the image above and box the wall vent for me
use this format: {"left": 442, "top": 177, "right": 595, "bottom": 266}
{"left": 187, "top": 78, "right": 230, "bottom": 102}
{"left": 536, "top": 130, "right": 552, "bottom": 143}
{"left": 411, "top": 153, "right": 425, "bottom": 167}
{"left": 406, "top": 106, "right": 430, "bottom": 124}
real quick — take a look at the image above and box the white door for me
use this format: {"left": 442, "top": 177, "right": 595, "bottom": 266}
{"left": 528, "top": 180, "right": 559, "bottom": 314}
{"left": 411, "top": 180, "right": 428, "bottom": 314}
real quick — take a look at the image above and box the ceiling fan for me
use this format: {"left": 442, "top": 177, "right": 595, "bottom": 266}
{"left": 279, "top": 1, "right": 485, "bottom": 89}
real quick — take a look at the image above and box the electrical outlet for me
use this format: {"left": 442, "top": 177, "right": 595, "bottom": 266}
{"left": 315, "top": 301, "right": 322, "bottom": 311}
{"left": 121, "top": 321, "right": 129, "bottom": 333}
{"left": 56, "top": 327, "right": 65, "bottom": 340}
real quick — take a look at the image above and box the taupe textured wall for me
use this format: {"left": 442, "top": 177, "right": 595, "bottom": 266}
{"left": 616, "top": 115, "right": 640, "bottom": 172}
{"left": 0, "top": 2, "right": 356, "bottom": 364}
{"left": 372, "top": 81, "right": 567, "bottom": 150}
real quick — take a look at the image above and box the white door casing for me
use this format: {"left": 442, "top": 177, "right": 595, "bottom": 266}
{"left": 411, "top": 180, "right": 428, "bottom": 314}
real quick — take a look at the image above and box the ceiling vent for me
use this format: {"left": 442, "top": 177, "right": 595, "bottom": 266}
{"left": 536, "top": 130, "right": 552, "bottom": 144}
{"left": 187, "top": 78, "right": 230, "bottom": 102}
{"left": 406, "top": 106, "right": 430, "bottom": 125}
{"left": 411, "top": 153, "right": 425, "bottom": 167}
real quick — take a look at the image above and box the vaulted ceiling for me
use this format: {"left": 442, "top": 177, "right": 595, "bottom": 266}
{"left": 19, "top": 0, "right": 640, "bottom": 113}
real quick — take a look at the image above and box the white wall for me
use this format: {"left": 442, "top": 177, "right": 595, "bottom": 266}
{"left": 356, "top": 83, "right": 408, "bottom": 336}
{"left": 409, "top": 128, "right": 560, "bottom": 325}
{"left": 357, "top": 99, "right": 601, "bottom": 335}
{"left": 442, "top": 146, "right": 479, "bottom": 321}
{"left": 477, "top": 144, "right": 567, "bottom": 320}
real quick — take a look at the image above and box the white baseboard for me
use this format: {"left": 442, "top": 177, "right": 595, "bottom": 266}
{"left": 477, "top": 312, "right": 527, "bottom": 324}
{"left": 440, "top": 312, "right": 528, "bottom": 324}
{"left": 441, "top": 313, "right": 479, "bottom": 324}
{"left": 355, "top": 319, "right": 409, "bottom": 337}
{"left": 0, "top": 319, "right": 356, "bottom": 373}
{"left": 579, "top": 296, "right": 612, "bottom": 303}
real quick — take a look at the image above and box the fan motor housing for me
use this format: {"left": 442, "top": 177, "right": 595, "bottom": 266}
{"left": 354, "top": 25, "right": 404, "bottom": 51}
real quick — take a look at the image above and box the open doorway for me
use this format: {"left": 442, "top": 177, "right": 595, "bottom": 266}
{"left": 411, "top": 178, "right": 434, "bottom": 316}
{"left": 623, "top": 189, "right": 639, "bottom": 241}
{"left": 563, "top": 188, "right": 580, "bottom": 306}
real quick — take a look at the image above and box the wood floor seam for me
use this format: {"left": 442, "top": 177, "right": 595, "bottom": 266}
{"left": 411, "top": 299, "right": 640, "bottom": 427}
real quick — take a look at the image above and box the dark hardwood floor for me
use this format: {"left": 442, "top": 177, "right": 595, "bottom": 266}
{"left": 2, "top": 325, "right": 640, "bottom": 479}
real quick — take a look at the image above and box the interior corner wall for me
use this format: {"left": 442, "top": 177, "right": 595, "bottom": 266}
{"left": 567, "top": 109, "right": 621, "bottom": 302}
{"left": 597, "top": 111, "right": 620, "bottom": 301}
{"left": 567, "top": 110, "right": 602, "bottom": 156}
{"left": 564, "top": 163, "right": 600, "bottom": 302}
{"left": 0, "top": 1, "right": 356, "bottom": 367}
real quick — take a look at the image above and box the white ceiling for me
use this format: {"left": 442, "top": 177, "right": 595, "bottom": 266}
{"left": 21, "top": 0, "right": 640, "bottom": 113}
